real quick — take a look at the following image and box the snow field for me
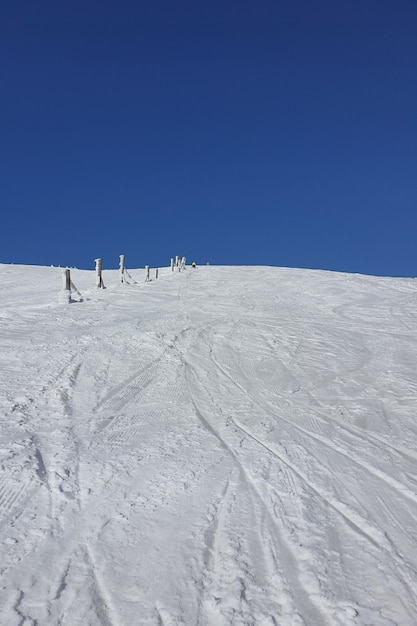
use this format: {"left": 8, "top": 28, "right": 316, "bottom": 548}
{"left": 0, "top": 263, "right": 417, "bottom": 625}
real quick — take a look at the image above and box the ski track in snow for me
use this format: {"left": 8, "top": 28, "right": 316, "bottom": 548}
{"left": 0, "top": 263, "right": 417, "bottom": 625}
{"left": 201, "top": 320, "right": 417, "bottom": 615}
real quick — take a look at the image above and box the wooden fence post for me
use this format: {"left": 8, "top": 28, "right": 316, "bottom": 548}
{"left": 60, "top": 269, "right": 82, "bottom": 303}
{"left": 61, "top": 269, "right": 71, "bottom": 303}
{"left": 119, "top": 255, "right": 125, "bottom": 283}
{"left": 145, "top": 265, "right": 150, "bottom": 282}
{"left": 155, "top": 268, "right": 159, "bottom": 280}
{"left": 64, "top": 268, "right": 71, "bottom": 291}
{"left": 171, "top": 258, "right": 174, "bottom": 272}
{"left": 95, "top": 258, "right": 105, "bottom": 288}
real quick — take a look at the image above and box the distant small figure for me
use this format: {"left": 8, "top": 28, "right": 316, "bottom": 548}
{"left": 206, "top": 261, "right": 209, "bottom": 265}
{"left": 191, "top": 261, "right": 197, "bottom": 268}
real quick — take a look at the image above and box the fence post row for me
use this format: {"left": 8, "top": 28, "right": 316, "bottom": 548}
{"left": 171, "top": 256, "right": 187, "bottom": 271}
{"left": 61, "top": 256, "right": 188, "bottom": 299}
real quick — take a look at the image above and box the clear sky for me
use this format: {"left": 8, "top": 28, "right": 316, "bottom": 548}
{"left": 1, "top": 0, "right": 416, "bottom": 276}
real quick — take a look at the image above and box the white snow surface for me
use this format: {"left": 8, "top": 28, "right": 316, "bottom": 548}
{"left": 1, "top": 263, "right": 417, "bottom": 626}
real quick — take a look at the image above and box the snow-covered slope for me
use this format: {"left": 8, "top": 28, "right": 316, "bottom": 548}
{"left": 1, "top": 263, "right": 417, "bottom": 626}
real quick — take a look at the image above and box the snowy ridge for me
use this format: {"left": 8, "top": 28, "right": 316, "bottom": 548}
{"left": 0, "top": 263, "right": 417, "bottom": 625}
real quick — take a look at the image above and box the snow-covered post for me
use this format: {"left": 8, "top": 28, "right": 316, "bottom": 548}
{"left": 170, "top": 258, "right": 174, "bottom": 272}
{"left": 59, "top": 269, "right": 82, "bottom": 303}
{"left": 95, "top": 258, "right": 105, "bottom": 289}
{"left": 61, "top": 269, "right": 71, "bottom": 303}
{"left": 181, "top": 256, "right": 186, "bottom": 270}
{"left": 64, "top": 268, "right": 71, "bottom": 291}
{"left": 119, "top": 255, "right": 125, "bottom": 283}
{"left": 145, "top": 265, "right": 150, "bottom": 282}
{"left": 175, "top": 255, "right": 179, "bottom": 268}
{"left": 155, "top": 268, "right": 159, "bottom": 280}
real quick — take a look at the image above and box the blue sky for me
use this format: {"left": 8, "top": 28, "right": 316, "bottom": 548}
{"left": 1, "top": 0, "right": 416, "bottom": 276}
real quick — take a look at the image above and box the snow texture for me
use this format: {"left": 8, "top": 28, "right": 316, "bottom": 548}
{"left": 0, "top": 263, "right": 417, "bottom": 625}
